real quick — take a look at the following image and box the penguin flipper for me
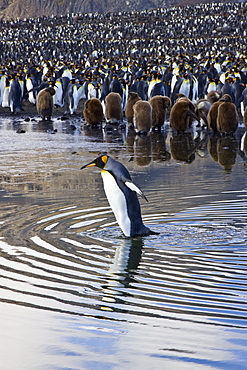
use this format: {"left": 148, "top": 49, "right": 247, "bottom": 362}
{"left": 123, "top": 178, "right": 148, "bottom": 202}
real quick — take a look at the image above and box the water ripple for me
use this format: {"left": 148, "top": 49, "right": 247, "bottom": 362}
{"left": 1, "top": 197, "right": 247, "bottom": 330}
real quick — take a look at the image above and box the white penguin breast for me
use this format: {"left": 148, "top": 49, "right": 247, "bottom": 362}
{"left": 179, "top": 80, "right": 190, "bottom": 97}
{"left": 101, "top": 170, "right": 131, "bottom": 236}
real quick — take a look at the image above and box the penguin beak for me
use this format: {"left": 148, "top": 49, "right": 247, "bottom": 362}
{"left": 80, "top": 161, "right": 96, "bottom": 169}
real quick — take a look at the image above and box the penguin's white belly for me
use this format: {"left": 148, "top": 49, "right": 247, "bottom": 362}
{"left": 179, "top": 81, "right": 190, "bottom": 97}
{"left": 54, "top": 84, "right": 63, "bottom": 107}
{"left": 208, "top": 83, "right": 216, "bottom": 93}
{"left": 2, "top": 87, "right": 10, "bottom": 107}
{"left": 101, "top": 170, "right": 131, "bottom": 236}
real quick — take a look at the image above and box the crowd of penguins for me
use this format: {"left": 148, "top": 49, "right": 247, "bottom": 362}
{"left": 1, "top": 2, "right": 247, "bottom": 139}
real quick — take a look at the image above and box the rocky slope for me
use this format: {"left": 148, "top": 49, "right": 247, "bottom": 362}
{"left": 0, "top": 0, "right": 165, "bottom": 19}
{"left": 0, "top": 0, "right": 234, "bottom": 20}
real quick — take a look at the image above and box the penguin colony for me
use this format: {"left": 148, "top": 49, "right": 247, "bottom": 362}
{"left": 0, "top": 2, "right": 247, "bottom": 131}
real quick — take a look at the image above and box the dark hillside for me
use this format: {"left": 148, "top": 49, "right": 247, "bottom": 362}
{"left": 0, "top": 0, "right": 236, "bottom": 20}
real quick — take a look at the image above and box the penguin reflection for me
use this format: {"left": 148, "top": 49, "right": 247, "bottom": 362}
{"left": 102, "top": 238, "right": 144, "bottom": 304}
{"left": 151, "top": 131, "right": 171, "bottom": 162}
{"left": 36, "top": 121, "right": 54, "bottom": 132}
{"left": 217, "top": 136, "right": 238, "bottom": 170}
{"left": 134, "top": 134, "right": 152, "bottom": 166}
{"left": 208, "top": 134, "right": 219, "bottom": 163}
{"left": 208, "top": 134, "right": 238, "bottom": 170}
{"left": 170, "top": 133, "right": 198, "bottom": 163}
{"left": 126, "top": 127, "right": 136, "bottom": 158}
{"left": 126, "top": 129, "right": 170, "bottom": 165}
{"left": 195, "top": 131, "right": 209, "bottom": 158}
{"left": 102, "top": 122, "right": 126, "bottom": 143}
{"left": 126, "top": 128, "right": 152, "bottom": 166}
{"left": 83, "top": 124, "right": 104, "bottom": 142}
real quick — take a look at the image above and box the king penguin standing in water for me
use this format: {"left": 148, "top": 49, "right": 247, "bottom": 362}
{"left": 81, "top": 154, "right": 157, "bottom": 237}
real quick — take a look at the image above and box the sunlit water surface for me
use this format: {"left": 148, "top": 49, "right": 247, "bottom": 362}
{"left": 1, "top": 117, "right": 247, "bottom": 370}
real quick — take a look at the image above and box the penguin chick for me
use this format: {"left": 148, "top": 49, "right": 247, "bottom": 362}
{"left": 125, "top": 92, "right": 142, "bottom": 125}
{"left": 83, "top": 97, "right": 104, "bottom": 127}
{"left": 207, "top": 90, "right": 221, "bottom": 104}
{"left": 170, "top": 97, "right": 199, "bottom": 133}
{"left": 207, "top": 100, "right": 223, "bottom": 132}
{"left": 149, "top": 95, "right": 171, "bottom": 132}
{"left": 105, "top": 92, "right": 123, "bottom": 124}
{"left": 81, "top": 154, "right": 158, "bottom": 237}
{"left": 36, "top": 87, "right": 55, "bottom": 120}
{"left": 195, "top": 99, "right": 212, "bottom": 128}
{"left": 133, "top": 100, "right": 152, "bottom": 134}
{"left": 217, "top": 94, "right": 239, "bottom": 134}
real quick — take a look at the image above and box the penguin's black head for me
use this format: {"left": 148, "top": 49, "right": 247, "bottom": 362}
{"left": 81, "top": 154, "right": 108, "bottom": 170}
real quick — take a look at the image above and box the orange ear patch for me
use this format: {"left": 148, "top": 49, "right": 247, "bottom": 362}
{"left": 102, "top": 155, "right": 108, "bottom": 164}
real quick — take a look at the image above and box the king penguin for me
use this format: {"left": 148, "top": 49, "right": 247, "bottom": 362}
{"left": 81, "top": 154, "right": 157, "bottom": 237}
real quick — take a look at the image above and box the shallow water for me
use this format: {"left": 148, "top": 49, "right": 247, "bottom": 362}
{"left": 1, "top": 117, "right": 247, "bottom": 370}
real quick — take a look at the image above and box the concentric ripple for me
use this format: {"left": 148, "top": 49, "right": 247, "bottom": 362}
{"left": 1, "top": 195, "right": 247, "bottom": 330}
